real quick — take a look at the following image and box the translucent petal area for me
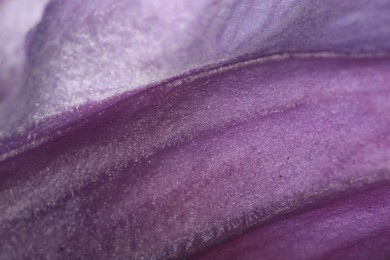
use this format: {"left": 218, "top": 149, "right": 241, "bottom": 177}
{"left": 0, "top": 0, "right": 49, "bottom": 103}
{"left": 1, "top": 0, "right": 390, "bottom": 145}
{"left": 0, "top": 56, "right": 389, "bottom": 259}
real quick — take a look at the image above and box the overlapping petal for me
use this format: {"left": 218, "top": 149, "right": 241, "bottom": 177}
{"left": 0, "top": 1, "right": 389, "bottom": 259}
{"left": 1, "top": 55, "right": 389, "bottom": 258}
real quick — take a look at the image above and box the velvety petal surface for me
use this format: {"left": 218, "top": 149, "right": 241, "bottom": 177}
{"left": 197, "top": 183, "right": 390, "bottom": 260}
{"left": 0, "top": 55, "right": 389, "bottom": 259}
{"left": 1, "top": 0, "right": 390, "bottom": 156}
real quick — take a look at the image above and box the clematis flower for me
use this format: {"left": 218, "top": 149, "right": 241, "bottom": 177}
{"left": 0, "top": 0, "right": 389, "bottom": 259}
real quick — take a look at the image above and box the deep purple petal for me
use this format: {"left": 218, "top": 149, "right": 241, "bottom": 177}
{"left": 197, "top": 184, "right": 390, "bottom": 260}
{"left": 1, "top": 55, "right": 389, "bottom": 258}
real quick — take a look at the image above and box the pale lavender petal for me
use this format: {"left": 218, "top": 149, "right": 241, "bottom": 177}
{"left": 0, "top": 0, "right": 49, "bottom": 103}
{"left": 1, "top": 0, "right": 390, "bottom": 156}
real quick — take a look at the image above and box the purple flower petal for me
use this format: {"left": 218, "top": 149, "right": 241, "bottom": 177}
{"left": 2, "top": 0, "right": 390, "bottom": 149}
{"left": 0, "top": 0, "right": 49, "bottom": 102}
{"left": 0, "top": 1, "right": 390, "bottom": 259}
{"left": 198, "top": 184, "right": 390, "bottom": 260}
{"left": 1, "top": 54, "right": 389, "bottom": 258}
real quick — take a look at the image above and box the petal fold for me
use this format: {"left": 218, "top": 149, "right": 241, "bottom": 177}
{"left": 0, "top": 55, "right": 389, "bottom": 259}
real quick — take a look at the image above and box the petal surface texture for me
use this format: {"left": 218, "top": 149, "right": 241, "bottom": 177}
{"left": 0, "top": 55, "right": 389, "bottom": 259}
{"left": 1, "top": 0, "right": 390, "bottom": 148}
{"left": 0, "top": 0, "right": 390, "bottom": 259}
{"left": 197, "top": 184, "right": 390, "bottom": 260}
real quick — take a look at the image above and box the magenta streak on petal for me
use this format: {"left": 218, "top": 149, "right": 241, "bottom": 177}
{"left": 0, "top": 56, "right": 389, "bottom": 259}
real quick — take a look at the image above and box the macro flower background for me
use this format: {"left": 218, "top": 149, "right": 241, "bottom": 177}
{"left": 0, "top": 0, "right": 389, "bottom": 259}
